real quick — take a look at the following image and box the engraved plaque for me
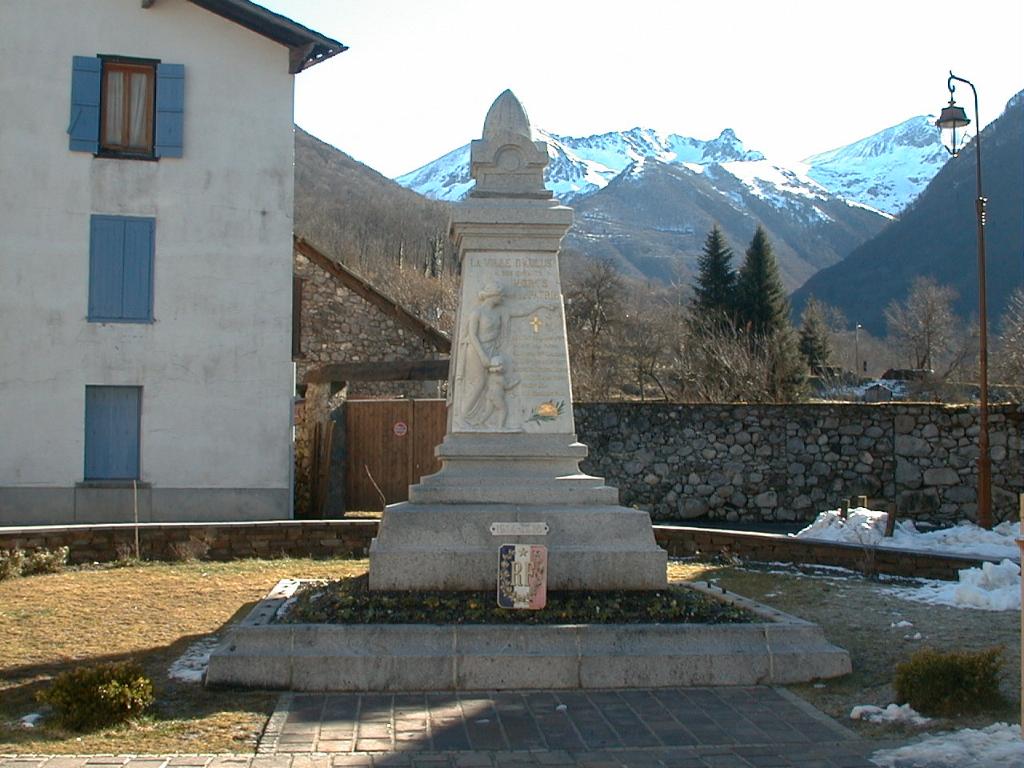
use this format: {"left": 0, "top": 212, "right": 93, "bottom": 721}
{"left": 497, "top": 544, "right": 548, "bottom": 609}
{"left": 489, "top": 522, "right": 549, "bottom": 536}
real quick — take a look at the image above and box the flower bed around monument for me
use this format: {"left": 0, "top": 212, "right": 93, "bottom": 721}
{"left": 277, "top": 574, "right": 755, "bottom": 625}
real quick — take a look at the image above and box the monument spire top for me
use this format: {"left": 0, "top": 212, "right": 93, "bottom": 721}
{"left": 482, "top": 89, "right": 532, "bottom": 140}
{"left": 470, "top": 90, "right": 551, "bottom": 199}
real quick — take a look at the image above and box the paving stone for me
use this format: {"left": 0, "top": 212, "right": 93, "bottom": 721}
{"left": 250, "top": 758, "right": 294, "bottom": 768}
{"left": 355, "top": 740, "right": 395, "bottom": 753}
{"left": 452, "top": 754, "right": 492, "bottom": 768}
{"left": 317, "top": 742, "right": 353, "bottom": 753}
{"left": 329, "top": 758, "right": 372, "bottom": 768}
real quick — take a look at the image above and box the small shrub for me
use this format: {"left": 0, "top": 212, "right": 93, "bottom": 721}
{"left": 169, "top": 538, "right": 209, "bottom": 562}
{"left": 22, "top": 546, "right": 69, "bottom": 576}
{"left": 37, "top": 661, "right": 154, "bottom": 731}
{"left": 894, "top": 647, "right": 1005, "bottom": 717}
{"left": 0, "top": 549, "right": 26, "bottom": 580}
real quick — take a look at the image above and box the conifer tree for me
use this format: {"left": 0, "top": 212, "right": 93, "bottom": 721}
{"left": 734, "top": 225, "right": 805, "bottom": 399}
{"left": 735, "top": 225, "right": 790, "bottom": 337}
{"left": 691, "top": 225, "right": 736, "bottom": 321}
{"left": 798, "top": 297, "right": 833, "bottom": 371}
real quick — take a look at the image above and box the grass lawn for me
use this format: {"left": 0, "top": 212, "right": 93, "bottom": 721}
{"left": 1, "top": 557, "right": 1018, "bottom": 753}
{"left": 0, "top": 557, "right": 365, "bottom": 754}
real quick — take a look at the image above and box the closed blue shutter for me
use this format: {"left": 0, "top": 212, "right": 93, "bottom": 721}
{"left": 68, "top": 56, "right": 101, "bottom": 153}
{"left": 89, "top": 215, "right": 155, "bottom": 322}
{"left": 155, "top": 63, "right": 184, "bottom": 158}
{"left": 84, "top": 386, "right": 141, "bottom": 480}
{"left": 121, "top": 218, "right": 154, "bottom": 320}
{"left": 88, "top": 217, "right": 125, "bottom": 319}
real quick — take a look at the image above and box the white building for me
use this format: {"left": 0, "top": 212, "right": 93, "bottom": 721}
{"left": 0, "top": 0, "right": 345, "bottom": 524}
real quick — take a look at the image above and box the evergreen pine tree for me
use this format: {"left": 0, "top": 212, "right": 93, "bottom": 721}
{"left": 735, "top": 225, "right": 790, "bottom": 337}
{"left": 735, "top": 225, "right": 805, "bottom": 399}
{"left": 798, "top": 297, "right": 833, "bottom": 371}
{"left": 691, "top": 225, "right": 736, "bottom": 321}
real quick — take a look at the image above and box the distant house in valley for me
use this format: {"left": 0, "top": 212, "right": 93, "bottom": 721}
{"left": 862, "top": 383, "right": 895, "bottom": 403}
{"left": 0, "top": 0, "right": 345, "bottom": 525}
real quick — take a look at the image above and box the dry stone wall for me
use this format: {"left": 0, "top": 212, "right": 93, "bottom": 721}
{"left": 575, "top": 403, "right": 1023, "bottom": 525}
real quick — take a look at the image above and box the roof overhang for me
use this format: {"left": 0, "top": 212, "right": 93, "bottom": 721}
{"left": 144, "top": 0, "right": 347, "bottom": 73}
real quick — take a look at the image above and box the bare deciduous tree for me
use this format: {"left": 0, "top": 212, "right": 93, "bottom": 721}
{"left": 884, "top": 277, "right": 960, "bottom": 372}
{"left": 993, "top": 286, "right": 1024, "bottom": 386}
{"left": 565, "top": 260, "right": 626, "bottom": 400}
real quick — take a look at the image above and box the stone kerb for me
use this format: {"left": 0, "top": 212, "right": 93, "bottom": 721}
{"left": 205, "top": 579, "right": 852, "bottom": 691}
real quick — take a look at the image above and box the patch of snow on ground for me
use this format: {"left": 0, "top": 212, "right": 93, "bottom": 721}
{"left": 871, "top": 723, "right": 1024, "bottom": 768}
{"left": 168, "top": 635, "right": 222, "bottom": 682}
{"left": 794, "top": 509, "right": 1020, "bottom": 562}
{"left": 888, "top": 559, "right": 1021, "bottom": 612}
{"left": 19, "top": 713, "right": 43, "bottom": 728}
{"left": 850, "top": 703, "right": 930, "bottom": 726}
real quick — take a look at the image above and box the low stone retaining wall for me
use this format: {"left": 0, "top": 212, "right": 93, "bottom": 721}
{"left": 575, "top": 402, "right": 1023, "bottom": 525}
{"left": 0, "top": 520, "right": 1005, "bottom": 580}
{"left": 0, "top": 520, "right": 378, "bottom": 564}
{"left": 653, "top": 526, "right": 999, "bottom": 581}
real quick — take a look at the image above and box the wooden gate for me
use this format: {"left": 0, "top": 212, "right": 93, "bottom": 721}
{"left": 344, "top": 399, "right": 446, "bottom": 511}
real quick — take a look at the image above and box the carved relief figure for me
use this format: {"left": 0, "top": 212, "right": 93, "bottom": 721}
{"left": 456, "top": 283, "right": 555, "bottom": 430}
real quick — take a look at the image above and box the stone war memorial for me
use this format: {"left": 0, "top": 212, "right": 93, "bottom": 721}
{"left": 206, "top": 92, "right": 851, "bottom": 692}
{"left": 368, "top": 89, "right": 667, "bottom": 592}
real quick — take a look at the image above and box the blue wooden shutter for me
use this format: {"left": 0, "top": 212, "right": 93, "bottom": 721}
{"left": 121, "top": 218, "right": 154, "bottom": 320}
{"left": 84, "top": 386, "right": 141, "bottom": 480}
{"left": 155, "top": 63, "right": 184, "bottom": 158}
{"left": 69, "top": 56, "right": 102, "bottom": 152}
{"left": 89, "top": 216, "right": 155, "bottom": 321}
{"left": 88, "top": 216, "right": 126, "bottom": 320}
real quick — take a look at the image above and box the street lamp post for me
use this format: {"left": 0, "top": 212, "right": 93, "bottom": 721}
{"left": 935, "top": 71, "right": 992, "bottom": 530}
{"left": 854, "top": 323, "right": 862, "bottom": 378}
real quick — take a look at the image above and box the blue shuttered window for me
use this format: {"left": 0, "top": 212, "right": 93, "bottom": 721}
{"left": 68, "top": 56, "right": 184, "bottom": 157}
{"left": 88, "top": 215, "right": 155, "bottom": 322}
{"left": 84, "top": 386, "right": 141, "bottom": 481}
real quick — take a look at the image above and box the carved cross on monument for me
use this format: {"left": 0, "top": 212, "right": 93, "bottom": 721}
{"left": 530, "top": 316, "right": 542, "bottom": 334}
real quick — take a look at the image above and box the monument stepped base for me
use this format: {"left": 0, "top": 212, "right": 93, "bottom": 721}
{"left": 205, "top": 580, "right": 853, "bottom": 691}
{"left": 368, "top": 503, "right": 667, "bottom": 591}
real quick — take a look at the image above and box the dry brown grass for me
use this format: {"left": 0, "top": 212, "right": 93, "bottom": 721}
{"left": 0, "top": 557, "right": 366, "bottom": 754}
{"left": 669, "top": 560, "right": 1021, "bottom": 736}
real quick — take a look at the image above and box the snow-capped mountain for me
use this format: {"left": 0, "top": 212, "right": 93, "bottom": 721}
{"left": 567, "top": 155, "right": 888, "bottom": 291}
{"left": 395, "top": 126, "right": 766, "bottom": 204}
{"left": 802, "top": 116, "right": 949, "bottom": 215}
{"left": 394, "top": 121, "right": 938, "bottom": 290}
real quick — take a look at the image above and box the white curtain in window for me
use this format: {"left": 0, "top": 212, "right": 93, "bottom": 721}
{"left": 127, "top": 72, "right": 149, "bottom": 149}
{"left": 104, "top": 71, "right": 124, "bottom": 146}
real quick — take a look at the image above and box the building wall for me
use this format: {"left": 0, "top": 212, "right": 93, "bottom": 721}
{"left": 576, "top": 402, "right": 1023, "bottom": 525}
{"left": 295, "top": 253, "right": 445, "bottom": 399}
{"left": 0, "top": 0, "right": 296, "bottom": 524}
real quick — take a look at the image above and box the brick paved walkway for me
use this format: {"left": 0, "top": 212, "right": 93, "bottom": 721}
{"left": 0, "top": 687, "right": 890, "bottom": 767}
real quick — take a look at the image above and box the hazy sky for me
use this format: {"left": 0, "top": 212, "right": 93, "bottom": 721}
{"left": 260, "top": 0, "right": 1024, "bottom": 178}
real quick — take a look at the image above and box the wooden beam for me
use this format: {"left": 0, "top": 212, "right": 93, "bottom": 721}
{"left": 304, "top": 359, "right": 450, "bottom": 384}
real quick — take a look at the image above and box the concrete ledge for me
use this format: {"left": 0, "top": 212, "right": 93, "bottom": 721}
{"left": 205, "top": 579, "right": 851, "bottom": 691}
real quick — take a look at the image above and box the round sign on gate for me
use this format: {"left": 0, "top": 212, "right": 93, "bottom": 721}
{"left": 392, "top": 420, "right": 408, "bottom": 437}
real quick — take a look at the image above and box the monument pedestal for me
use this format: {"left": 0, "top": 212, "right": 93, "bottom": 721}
{"left": 369, "top": 432, "right": 666, "bottom": 590}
